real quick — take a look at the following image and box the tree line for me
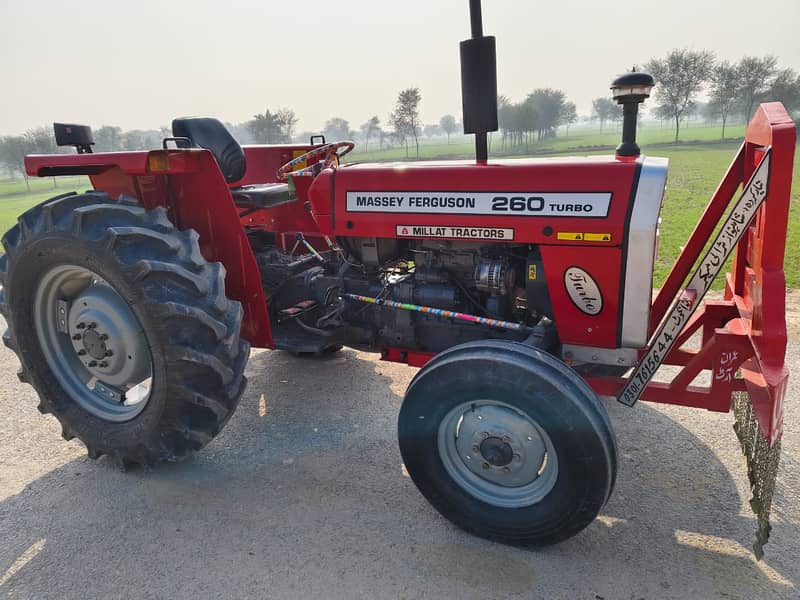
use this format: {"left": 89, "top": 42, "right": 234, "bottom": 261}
{"left": 0, "top": 126, "right": 65, "bottom": 191}
{"left": 497, "top": 90, "right": 577, "bottom": 149}
{"left": 3, "top": 48, "right": 798, "bottom": 184}
{"left": 243, "top": 88, "right": 458, "bottom": 159}
{"left": 645, "top": 51, "right": 800, "bottom": 141}
{"left": 0, "top": 125, "right": 174, "bottom": 191}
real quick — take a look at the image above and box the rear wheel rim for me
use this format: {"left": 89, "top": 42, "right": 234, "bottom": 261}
{"left": 437, "top": 400, "right": 558, "bottom": 508}
{"left": 33, "top": 264, "right": 153, "bottom": 422}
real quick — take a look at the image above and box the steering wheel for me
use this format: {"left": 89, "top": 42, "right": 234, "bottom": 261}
{"left": 277, "top": 141, "right": 355, "bottom": 180}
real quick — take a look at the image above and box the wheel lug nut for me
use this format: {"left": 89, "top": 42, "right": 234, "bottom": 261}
{"left": 514, "top": 453, "right": 521, "bottom": 462}
{"left": 72, "top": 334, "right": 82, "bottom": 340}
{"left": 77, "top": 349, "right": 86, "bottom": 356}
{"left": 482, "top": 462, "right": 490, "bottom": 470}
{"left": 87, "top": 322, "right": 97, "bottom": 329}
{"left": 480, "top": 431, "right": 489, "bottom": 439}
{"left": 502, "top": 467, "right": 510, "bottom": 473}
{"left": 88, "top": 361, "right": 98, "bottom": 367}
{"left": 99, "top": 361, "right": 108, "bottom": 368}
{"left": 472, "top": 445, "right": 480, "bottom": 453}
{"left": 105, "top": 350, "right": 114, "bottom": 357}
{"left": 76, "top": 323, "right": 86, "bottom": 329}
{"left": 99, "top": 334, "right": 108, "bottom": 341}
{"left": 501, "top": 435, "right": 510, "bottom": 444}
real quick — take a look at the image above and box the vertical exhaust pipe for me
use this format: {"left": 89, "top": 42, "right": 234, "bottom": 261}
{"left": 461, "top": 0, "right": 498, "bottom": 163}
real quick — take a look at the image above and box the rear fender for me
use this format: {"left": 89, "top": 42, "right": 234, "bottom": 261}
{"left": 24, "top": 149, "right": 272, "bottom": 347}
{"left": 167, "top": 152, "right": 271, "bottom": 347}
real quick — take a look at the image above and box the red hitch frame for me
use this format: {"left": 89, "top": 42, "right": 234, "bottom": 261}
{"left": 586, "top": 104, "right": 792, "bottom": 445}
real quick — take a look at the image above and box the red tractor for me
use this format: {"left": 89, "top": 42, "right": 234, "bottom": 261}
{"left": 3, "top": 2, "right": 794, "bottom": 555}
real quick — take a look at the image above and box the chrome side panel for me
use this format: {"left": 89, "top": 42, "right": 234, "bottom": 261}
{"left": 620, "top": 156, "right": 668, "bottom": 348}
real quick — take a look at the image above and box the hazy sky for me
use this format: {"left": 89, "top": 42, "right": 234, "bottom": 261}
{"left": 1, "top": 0, "right": 798, "bottom": 135}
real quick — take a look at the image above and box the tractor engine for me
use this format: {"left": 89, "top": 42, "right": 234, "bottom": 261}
{"left": 251, "top": 151, "right": 670, "bottom": 362}
{"left": 253, "top": 234, "right": 554, "bottom": 355}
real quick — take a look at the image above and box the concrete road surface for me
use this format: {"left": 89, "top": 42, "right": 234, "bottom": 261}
{"left": 1, "top": 336, "right": 798, "bottom": 599}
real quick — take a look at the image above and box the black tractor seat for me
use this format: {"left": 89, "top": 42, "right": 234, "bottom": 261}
{"left": 230, "top": 183, "right": 294, "bottom": 209}
{"left": 171, "top": 116, "right": 297, "bottom": 210}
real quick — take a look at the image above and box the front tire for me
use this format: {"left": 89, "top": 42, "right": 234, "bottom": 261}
{"left": 398, "top": 340, "right": 616, "bottom": 546}
{"left": 0, "top": 192, "right": 249, "bottom": 467}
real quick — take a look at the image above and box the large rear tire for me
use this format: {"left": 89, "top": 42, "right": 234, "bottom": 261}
{"left": 0, "top": 192, "right": 249, "bottom": 467}
{"left": 398, "top": 340, "right": 616, "bottom": 546}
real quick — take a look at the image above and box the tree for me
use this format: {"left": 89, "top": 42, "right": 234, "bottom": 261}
{"left": 708, "top": 61, "right": 740, "bottom": 138}
{"left": 439, "top": 114, "right": 457, "bottom": 144}
{"left": 276, "top": 108, "right": 298, "bottom": 142}
{"left": 391, "top": 88, "right": 422, "bottom": 157}
{"left": 0, "top": 140, "right": 14, "bottom": 179}
{"left": 498, "top": 92, "right": 576, "bottom": 149}
{"left": 519, "top": 99, "right": 539, "bottom": 147}
{"left": 360, "top": 116, "right": 380, "bottom": 151}
{"left": 497, "top": 96, "right": 513, "bottom": 148}
{"left": 560, "top": 101, "right": 578, "bottom": 136}
{"left": 682, "top": 100, "right": 700, "bottom": 128}
{"left": 0, "top": 136, "right": 34, "bottom": 191}
{"left": 498, "top": 101, "right": 520, "bottom": 148}
{"left": 768, "top": 68, "right": 800, "bottom": 117}
{"left": 94, "top": 125, "right": 123, "bottom": 152}
{"left": 525, "top": 89, "right": 567, "bottom": 140}
{"left": 592, "top": 97, "right": 619, "bottom": 132}
{"left": 248, "top": 108, "right": 295, "bottom": 144}
{"left": 24, "top": 127, "right": 56, "bottom": 154}
{"left": 248, "top": 112, "right": 278, "bottom": 143}
{"left": 423, "top": 124, "right": 442, "bottom": 138}
{"left": 25, "top": 127, "right": 59, "bottom": 188}
{"left": 652, "top": 103, "right": 673, "bottom": 128}
{"left": 646, "top": 49, "right": 715, "bottom": 142}
{"left": 738, "top": 56, "right": 778, "bottom": 121}
{"left": 121, "top": 130, "right": 146, "bottom": 150}
{"left": 323, "top": 117, "right": 351, "bottom": 142}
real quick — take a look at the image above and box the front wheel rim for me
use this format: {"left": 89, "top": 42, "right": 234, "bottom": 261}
{"left": 437, "top": 400, "right": 558, "bottom": 508}
{"left": 33, "top": 264, "right": 153, "bottom": 422}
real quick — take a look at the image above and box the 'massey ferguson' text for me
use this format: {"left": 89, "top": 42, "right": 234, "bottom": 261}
{"left": 346, "top": 191, "right": 612, "bottom": 217}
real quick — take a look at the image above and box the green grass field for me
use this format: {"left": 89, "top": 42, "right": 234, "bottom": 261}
{"left": 0, "top": 125, "right": 796, "bottom": 291}
{"left": 0, "top": 175, "right": 88, "bottom": 197}
{"left": 0, "top": 176, "right": 90, "bottom": 234}
{"left": 642, "top": 143, "right": 799, "bottom": 288}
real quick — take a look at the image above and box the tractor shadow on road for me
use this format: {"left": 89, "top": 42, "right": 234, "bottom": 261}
{"left": 0, "top": 347, "right": 797, "bottom": 599}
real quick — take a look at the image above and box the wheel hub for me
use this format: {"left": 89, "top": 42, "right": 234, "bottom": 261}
{"left": 67, "top": 283, "right": 150, "bottom": 388}
{"left": 33, "top": 264, "right": 153, "bottom": 422}
{"left": 81, "top": 328, "right": 108, "bottom": 360}
{"left": 480, "top": 436, "right": 514, "bottom": 467}
{"left": 438, "top": 400, "right": 558, "bottom": 508}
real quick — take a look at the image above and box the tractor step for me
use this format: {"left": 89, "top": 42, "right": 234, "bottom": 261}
{"left": 278, "top": 300, "right": 318, "bottom": 320}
